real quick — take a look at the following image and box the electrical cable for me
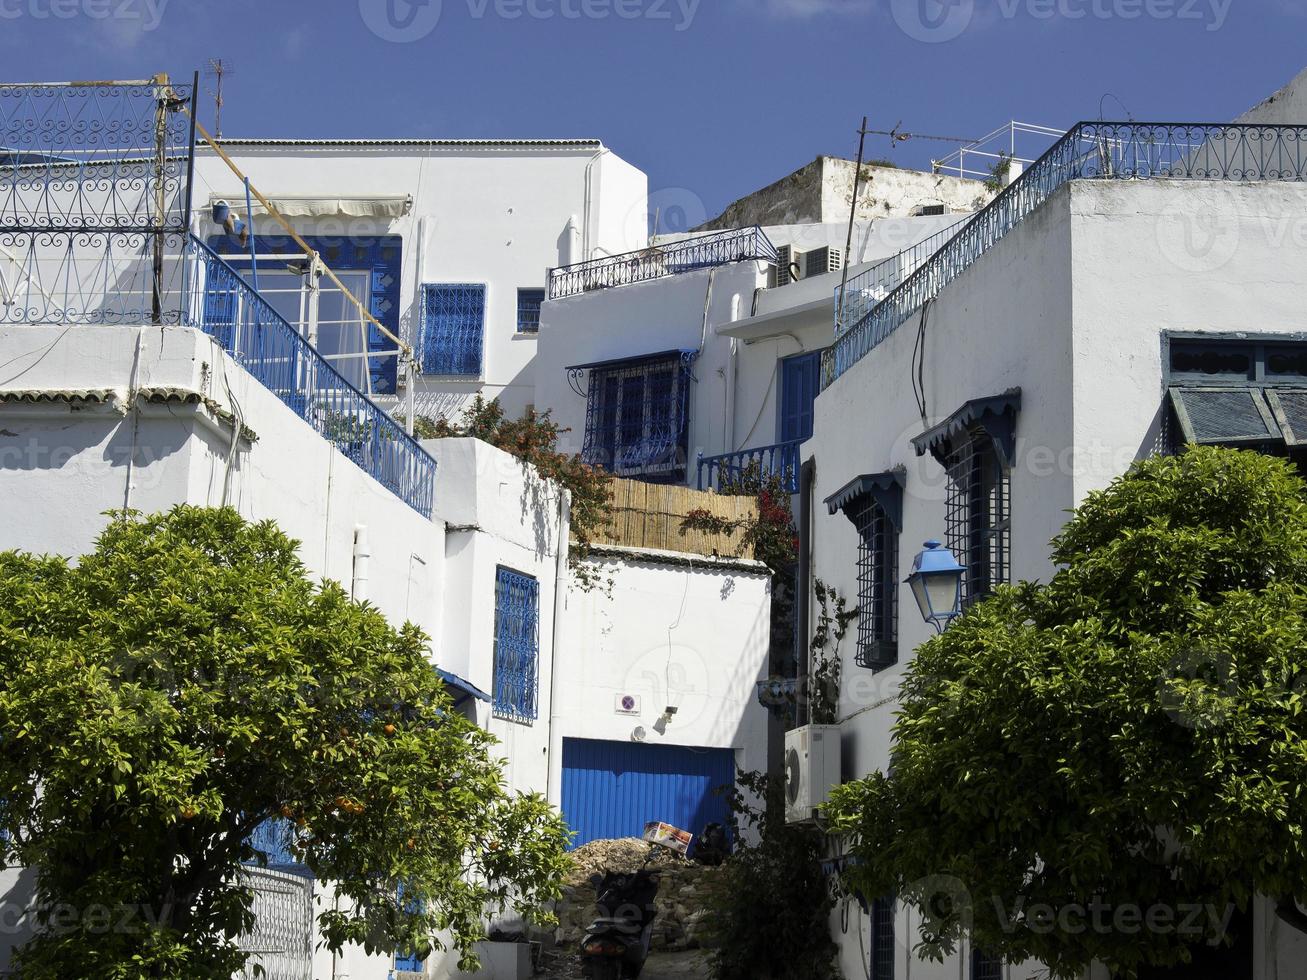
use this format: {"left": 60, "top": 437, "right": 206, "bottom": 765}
{"left": 911, "top": 298, "right": 930, "bottom": 424}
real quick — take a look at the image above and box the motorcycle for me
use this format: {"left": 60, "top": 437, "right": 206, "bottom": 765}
{"left": 578, "top": 862, "right": 661, "bottom": 980}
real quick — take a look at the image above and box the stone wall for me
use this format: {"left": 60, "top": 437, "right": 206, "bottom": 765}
{"left": 554, "top": 839, "right": 726, "bottom": 953}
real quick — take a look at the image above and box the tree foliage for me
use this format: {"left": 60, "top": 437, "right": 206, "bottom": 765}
{"left": 0, "top": 507, "right": 569, "bottom": 979}
{"left": 413, "top": 397, "right": 613, "bottom": 590}
{"left": 705, "top": 770, "right": 839, "bottom": 980}
{"left": 826, "top": 447, "right": 1307, "bottom": 977}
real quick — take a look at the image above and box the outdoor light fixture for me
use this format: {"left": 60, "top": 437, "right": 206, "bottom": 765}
{"left": 906, "top": 540, "right": 965, "bottom": 633}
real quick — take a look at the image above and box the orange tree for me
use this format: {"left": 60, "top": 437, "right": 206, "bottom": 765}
{"left": 0, "top": 507, "right": 569, "bottom": 979}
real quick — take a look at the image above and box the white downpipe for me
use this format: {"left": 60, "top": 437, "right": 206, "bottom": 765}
{"left": 545, "top": 488, "right": 572, "bottom": 807}
{"left": 563, "top": 214, "right": 580, "bottom": 267}
{"left": 725, "top": 294, "right": 742, "bottom": 452}
{"left": 582, "top": 147, "right": 610, "bottom": 261}
{"left": 351, "top": 525, "right": 371, "bottom": 603}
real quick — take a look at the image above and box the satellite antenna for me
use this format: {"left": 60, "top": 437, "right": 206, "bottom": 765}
{"left": 204, "top": 59, "right": 233, "bottom": 140}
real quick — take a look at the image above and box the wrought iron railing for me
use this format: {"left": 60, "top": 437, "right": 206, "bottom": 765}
{"left": 834, "top": 217, "right": 968, "bottom": 337}
{"left": 697, "top": 440, "right": 802, "bottom": 495}
{"left": 547, "top": 226, "right": 779, "bottom": 299}
{"left": 185, "top": 237, "right": 438, "bottom": 518}
{"left": 825, "top": 122, "right": 1307, "bottom": 388}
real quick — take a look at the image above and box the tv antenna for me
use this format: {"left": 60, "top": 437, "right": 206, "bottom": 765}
{"left": 204, "top": 59, "right": 233, "bottom": 140}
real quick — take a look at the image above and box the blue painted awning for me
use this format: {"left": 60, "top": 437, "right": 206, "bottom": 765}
{"left": 565, "top": 348, "right": 698, "bottom": 374}
{"left": 824, "top": 470, "right": 905, "bottom": 531}
{"left": 436, "top": 667, "right": 491, "bottom": 705}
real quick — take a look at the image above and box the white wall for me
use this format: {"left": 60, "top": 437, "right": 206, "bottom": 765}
{"left": 193, "top": 142, "right": 649, "bottom": 422}
{"left": 806, "top": 177, "right": 1307, "bottom": 979}
{"left": 549, "top": 547, "right": 773, "bottom": 805}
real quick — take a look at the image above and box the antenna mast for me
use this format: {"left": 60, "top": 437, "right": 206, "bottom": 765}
{"left": 204, "top": 59, "right": 233, "bottom": 140}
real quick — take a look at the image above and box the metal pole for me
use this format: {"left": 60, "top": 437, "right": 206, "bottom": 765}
{"left": 179, "top": 72, "right": 199, "bottom": 325}
{"left": 151, "top": 72, "right": 170, "bottom": 325}
{"left": 244, "top": 177, "right": 259, "bottom": 291}
{"left": 835, "top": 116, "right": 868, "bottom": 336}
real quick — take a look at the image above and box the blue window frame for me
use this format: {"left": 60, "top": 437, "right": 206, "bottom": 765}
{"left": 206, "top": 234, "right": 403, "bottom": 394}
{"left": 576, "top": 351, "right": 696, "bottom": 482}
{"left": 421, "top": 283, "right": 486, "bottom": 376}
{"left": 517, "top": 288, "right": 545, "bottom": 334}
{"left": 493, "top": 567, "right": 539, "bottom": 723}
{"left": 779, "top": 350, "right": 822, "bottom": 444}
{"left": 871, "top": 896, "right": 895, "bottom": 980}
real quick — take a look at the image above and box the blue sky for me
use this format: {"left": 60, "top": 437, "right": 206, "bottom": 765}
{"left": 2, "top": 0, "right": 1304, "bottom": 224}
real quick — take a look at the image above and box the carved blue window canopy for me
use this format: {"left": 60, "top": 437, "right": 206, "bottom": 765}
{"left": 569, "top": 349, "right": 698, "bottom": 481}
{"left": 826, "top": 470, "right": 904, "bottom": 671}
{"left": 912, "top": 389, "right": 1022, "bottom": 467}
{"left": 825, "top": 470, "right": 905, "bottom": 531}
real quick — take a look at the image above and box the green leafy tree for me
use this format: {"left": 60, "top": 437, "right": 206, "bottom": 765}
{"left": 0, "top": 507, "right": 569, "bottom": 979}
{"left": 826, "top": 446, "right": 1307, "bottom": 978}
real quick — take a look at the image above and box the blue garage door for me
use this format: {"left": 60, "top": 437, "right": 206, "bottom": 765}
{"left": 561, "top": 738, "right": 736, "bottom": 854}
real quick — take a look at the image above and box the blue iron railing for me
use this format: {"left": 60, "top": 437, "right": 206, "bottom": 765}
{"left": 834, "top": 217, "right": 967, "bottom": 337}
{"left": 825, "top": 121, "right": 1307, "bottom": 388}
{"left": 697, "top": 440, "right": 802, "bottom": 494}
{"left": 547, "top": 226, "right": 779, "bottom": 299}
{"left": 185, "top": 237, "right": 438, "bottom": 518}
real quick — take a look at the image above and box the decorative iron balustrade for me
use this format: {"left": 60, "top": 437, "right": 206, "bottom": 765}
{"left": 185, "top": 237, "right": 438, "bottom": 518}
{"left": 697, "top": 440, "right": 802, "bottom": 494}
{"left": 825, "top": 122, "right": 1307, "bottom": 388}
{"left": 0, "top": 228, "right": 190, "bottom": 324}
{"left": 0, "top": 79, "right": 196, "bottom": 233}
{"left": 547, "top": 226, "right": 779, "bottom": 299}
{"left": 834, "top": 218, "right": 967, "bottom": 337}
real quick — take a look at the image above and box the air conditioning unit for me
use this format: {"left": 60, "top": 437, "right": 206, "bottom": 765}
{"left": 775, "top": 244, "right": 796, "bottom": 287}
{"left": 802, "top": 246, "right": 843, "bottom": 279}
{"left": 912, "top": 204, "right": 950, "bottom": 217}
{"left": 784, "top": 724, "right": 842, "bottom": 824}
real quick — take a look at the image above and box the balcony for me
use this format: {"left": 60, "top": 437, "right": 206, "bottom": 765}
{"left": 0, "top": 78, "right": 437, "bottom": 518}
{"left": 547, "top": 226, "right": 778, "bottom": 300}
{"left": 697, "top": 440, "right": 802, "bottom": 495}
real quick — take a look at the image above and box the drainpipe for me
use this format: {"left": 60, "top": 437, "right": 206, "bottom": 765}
{"left": 351, "top": 525, "right": 371, "bottom": 603}
{"left": 797, "top": 457, "right": 815, "bottom": 728}
{"left": 582, "top": 147, "right": 610, "bottom": 260}
{"left": 545, "top": 488, "right": 573, "bottom": 806}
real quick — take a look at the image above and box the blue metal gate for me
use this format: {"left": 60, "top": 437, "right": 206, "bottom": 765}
{"left": 561, "top": 738, "right": 736, "bottom": 853}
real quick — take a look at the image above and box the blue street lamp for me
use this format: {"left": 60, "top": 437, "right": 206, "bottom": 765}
{"left": 906, "top": 540, "right": 965, "bottom": 633}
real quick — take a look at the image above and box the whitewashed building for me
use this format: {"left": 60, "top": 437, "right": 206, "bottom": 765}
{"left": 191, "top": 137, "right": 648, "bottom": 422}
{"left": 802, "top": 116, "right": 1307, "bottom": 980}
{"left": 0, "top": 78, "right": 768, "bottom": 980}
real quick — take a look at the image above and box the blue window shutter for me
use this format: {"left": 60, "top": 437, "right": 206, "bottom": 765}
{"left": 780, "top": 351, "right": 821, "bottom": 444}
{"left": 394, "top": 882, "right": 425, "bottom": 972}
{"left": 421, "top": 284, "right": 486, "bottom": 377}
{"left": 493, "top": 567, "right": 539, "bottom": 723}
{"left": 245, "top": 817, "right": 310, "bottom": 877}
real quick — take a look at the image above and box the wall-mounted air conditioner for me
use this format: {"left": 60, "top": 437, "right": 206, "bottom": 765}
{"left": 911, "top": 204, "right": 950, "bottom": 217}
{"left": 802, "top": 246, "right": 842, "bottom": 279}
{"left": 775, "top": 244, "right": 796, "bottom": 287}
{"left": 784, "top": 724, "right": 842, "bottom": 824}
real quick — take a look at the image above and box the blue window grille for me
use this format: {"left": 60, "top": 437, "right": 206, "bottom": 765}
{"left": 516, "top": 288, "right": 545, "bottom": 334}
{"left": 870, "top": 896, "right": 895, "bottom": 980}
{"left": 421, "top": 283, "right": 486, "bottom": 376}
{"left": 972, "top": 948, "right": 1003, "bottom": 980}
{"left": 493, "top": 567, "right": 540, "bottom": 723}
{"left": 779, "top": 350, "right": 822, "bottom": 444}
{"left": 574, "top": 351, "right": 697, "bottom": 482}
{"left": 245, "top": 817, "right": 310, "bottom": 878}
{"left": 944, "top": 426, "right": 1011, "bottom": 608}
{"left": 851, "top": 495, "right": 898, "bottom": 671}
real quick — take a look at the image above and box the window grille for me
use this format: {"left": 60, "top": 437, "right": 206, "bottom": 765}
{"left": 972, "top": 948, "right": 1003, "bottom": 980}
{"left": 579, "top": 353, "right": 695, "bottom": 481}
{"left": 493, "top": 567, "right": 539, "bottom": 723}
{"left": 945, "top": 425, "right": 1011, "bottom": 607}
{"left": 516, "top": 288, "right": 545, "bottom": 334}
{"left": 421, "top": 283, "right": 485, "bottom": 376}
{"left": 870, "top": 896, "right": 895, "bottom": 980}
{"left": 850, "top": 494, "right": 898, "bottom": 670}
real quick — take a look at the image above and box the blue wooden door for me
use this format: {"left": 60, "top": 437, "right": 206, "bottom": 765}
{"left": 561, "top": 738, "right": 736, "bottom": 854}
{"left": 779, "top": 351, "right": 822, "bottom": 444}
